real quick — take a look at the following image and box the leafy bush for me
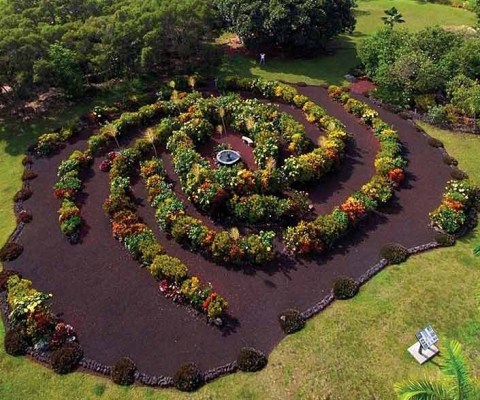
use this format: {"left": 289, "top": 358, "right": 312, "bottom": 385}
{"left": 278, "top": 309, "right": 306, "bottom": 334}
{"left": 435, "top": 233, "right": 456, "bottom": 247}
{"left": 4, "top": 329, "right": 29, "bottom": 356}
{"left": 111, "top": 357, "right": 137, "bottom": 386}
{"left": 50, "top": 343, "right": 83, "bottom": 374}
{"left": 173, "top": 362, "right": 204, "bottom": 392}
{"left": 443, "top": 154, "right": 458, "bottom": 166}
{"left": 451, "top": 168, "right": 469, "bottom": 180}
{"left": 22, "top": 170, "right": 37, "bottom": 181}
{"left": 333, "top": 276, "right": 359, "bottom": 300}
{"left": 0, "top": 270, "right": 21, "bottom": 292}
{"left": 428, "top": 137, "right": 444, "bottom": 148}
{"left": 17, "top": 210, "right": 33, "bottom": 223}
{"left": 237, "top": 347, "right": 268, "bottom": 372}
{"left": 150, "top": 255, "right": 188, "bottom": 282}
{"left": 0, "top": 242, "right": 24, "bottom": 262}
{"left": 380, "top": 243, "right": 409, "bottom": 265}
{"left": 14, "top": 188, "right": 33, "bottom": 202}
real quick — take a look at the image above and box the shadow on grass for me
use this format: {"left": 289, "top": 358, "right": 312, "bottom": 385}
{"left": 216, "top": 36, "right": 360, "bottom": 86}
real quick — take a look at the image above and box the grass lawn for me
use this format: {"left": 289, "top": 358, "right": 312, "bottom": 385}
{"left": 217, "top": 0, "right": 476, "bottom": 85}
{"left": 1, "top": 1, "right": 479, "bottom": 399}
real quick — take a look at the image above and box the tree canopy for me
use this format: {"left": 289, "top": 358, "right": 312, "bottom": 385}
{"left": 214, "top": 0, "right": 356, "bottom": 55}
{"left": 358, "top": 26, "right": 480, "bottom": 108}
{"left": 0, "top": 0, "right": 218, "bottom": 97}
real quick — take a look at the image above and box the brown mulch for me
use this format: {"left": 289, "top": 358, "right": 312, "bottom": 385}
{"left": 5, "top": 86, "right": 451, "bottom": 377}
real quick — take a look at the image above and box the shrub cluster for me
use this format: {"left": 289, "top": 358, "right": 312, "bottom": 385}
{"left": 4, "top": 275, "right": 78, "bottom": 370}
{"left": 237, "top": 347, "right": 268, "bottom": 372}
{"left": 111, "top": 357, "right": 137, "bottom": 386}
{"left": 435, "top": 233, "right": 456, "bottom": 247}
{"left": 50, "top": 343, "right": 84, "bottom": 374}
{"left": 4, "top": 329, "right": 29, "bottom": 356}
{"left": 278, "top": 309, "right": 306, "bottom": 334}
{"left": 14, "top": 188, "right": 33, "bottom": 202}
{"left": 380, "top": 243, "right": 409, "bottom": 265}
{"left": 333, "top": 276, "right": 359, "bottom": 300}
{"left": 0, "top": 242, "right": 24, "bottom": 262}
{"left": 430, "top": 180, "right": 478, "bottom": 234}
{"left": 17, "top": 210, "right": 33, "bottom": 223}
{"left": 173, "top": 362, "right": 204, "bottom": 392}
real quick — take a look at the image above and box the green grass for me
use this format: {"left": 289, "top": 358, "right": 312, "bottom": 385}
{"left": 218, "top": 0, "right": 476, "bottom": 85}
{"left": 1, "top": 1, "right": 479, "bottom": 399}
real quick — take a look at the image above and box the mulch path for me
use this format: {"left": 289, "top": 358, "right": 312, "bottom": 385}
{"left": 6, "top": 86, "right": 452, "bottom": 377}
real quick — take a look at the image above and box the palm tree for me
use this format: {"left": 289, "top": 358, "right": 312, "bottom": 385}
{"left": 188, "top": 75, "right": 196, "bottom": 92}
{"left": 218, "top": 107, "right": 227, "bottom": 136}
{"left": 394, "top": 340, "right": 480, "bottom": 399}
{"left": 382, "top": 7, "right": 405, "bottom": 29}
{"left": 474, "top": 245, "right": 480, "bottom": 257}
{"left": 103, "top": 123, "right": 121, "bottom": 149}
{"left": 145, "top": 128, "right": 158, "bottom": 157}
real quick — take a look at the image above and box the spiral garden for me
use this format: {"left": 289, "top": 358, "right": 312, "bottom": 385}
{"left": 0, "top": 78, "right": 477, "bottom": 391}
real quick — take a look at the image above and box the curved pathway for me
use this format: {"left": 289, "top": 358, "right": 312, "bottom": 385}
{"left": 6, "top": 87, "right": 451, "bottom": 376}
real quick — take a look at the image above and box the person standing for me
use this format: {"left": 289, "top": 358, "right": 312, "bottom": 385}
{"left": 259, "top": 53, "right": 266, "bottom": 65}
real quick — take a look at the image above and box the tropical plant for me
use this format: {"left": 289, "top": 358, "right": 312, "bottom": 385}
{"left": 382, "top": 7, "right": 405, "bottom": 29}
{"left": 394, "top": 340, "right": 480, "bottom": 400}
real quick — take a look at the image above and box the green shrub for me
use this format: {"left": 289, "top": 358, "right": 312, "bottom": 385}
{"left": 443, "top": 154, "right": 458, "bottom": 166}
{"left": 451, "top": 168, "right": 469, "bottom": 180}
{"left": 0, "top": 242, "right": 24, "bottom": 262}
{"left": 22, "top": 170, "right": 37, "bottom": 181}
{"left": 50, "top": 343, "right": 83, "bottom": 374}
{"left": 428, "top": 137, "right": 444, "bottom": 148}
{"left": 150, "top": 255, "right": 188, "bottom": 282}
{"left": 380, "top": 243, "right": 409, "bottom": 265}
{"left": 278, "top": 309, "right": 306, "bottom": 334}
{"left": 237, "top": 347, "right": 268, "bottom": 372}
{"left": 111, "top": 357, "right": 137, "bottom": 386}
{"left": 173, "top": 362, "right": 204, "bottom": 392}
{"left": 4, "top": 329, "right": 29, "bottom": 356}
{"left": 333, "top": 276, "right": 359, "bottom": 300}
{"left": 435, "top": 233, "right": 456, "bottom": 247}
{"left": 0, "top": 270, "right": 21, "bottom": 292}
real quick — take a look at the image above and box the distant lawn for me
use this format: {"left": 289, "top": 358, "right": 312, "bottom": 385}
{"left": 218, "top": 0, "right": 476, "bottom": 85}
{"left": 1, "top": 122, "right": 479, "bottom": 399}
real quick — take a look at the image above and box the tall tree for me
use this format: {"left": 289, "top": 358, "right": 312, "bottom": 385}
{"left": 214, "top": 0, "right": 356, "bottom": 55}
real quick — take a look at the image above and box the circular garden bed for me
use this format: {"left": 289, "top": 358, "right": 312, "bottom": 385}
{"left": 1, "top": 78, "right": 477, "bottom": 390}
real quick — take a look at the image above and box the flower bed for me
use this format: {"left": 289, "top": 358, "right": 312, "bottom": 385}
{"left": 430, "top": 180, "right": 479, "bottom": 234}
{"left": 282, "top": 86, "right": 407, "bottom": 256}
{"left": 141, "top": 158, "right": 276, "bottom": 266}
{"left": 104, "top": 151, "right": 228, "bottom": 320}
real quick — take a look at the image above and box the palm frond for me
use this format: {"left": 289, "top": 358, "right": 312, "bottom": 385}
{"left": 439, "top": 340, "right": 471, "bottom": 399}
{"left": 394, "top": 379, "right": 450, "bottom": 400}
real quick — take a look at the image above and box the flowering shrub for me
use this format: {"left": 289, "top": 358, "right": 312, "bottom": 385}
{"left": 430, "top": 180, "right": 478, "bottom": 234}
